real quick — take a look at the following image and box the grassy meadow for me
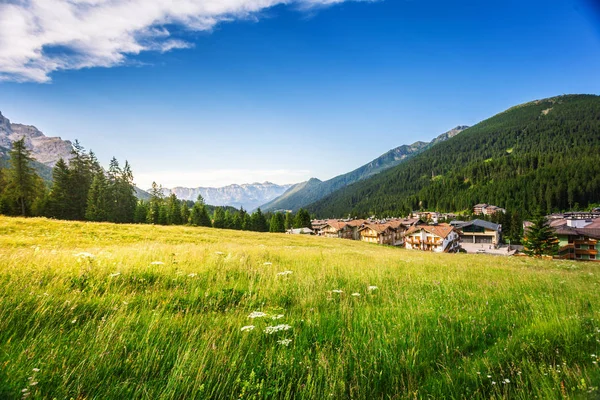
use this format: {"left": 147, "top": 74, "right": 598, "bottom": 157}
{"left": 0, "top": 216, "right": 599, "bottom": 399}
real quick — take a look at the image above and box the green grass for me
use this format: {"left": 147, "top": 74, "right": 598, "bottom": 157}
{"left": 0, "top": 216, "right": 599, "bottom": 399}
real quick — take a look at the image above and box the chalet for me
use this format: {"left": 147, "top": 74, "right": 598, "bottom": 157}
{"left": 553, "top": 218, "right": 600, "bottom": 262}
{"left": 385, "top": 219, "right": 410, "bottom": 245}
{"left": 473, "top": 203, "right": 506, "bottom": 216}
{"left": 451, "top": 219, "right": 502, "bottom": 247}
{"left": 345, "top": 219, "right": 368, "bottom": 240}
{"left": 359, "top": 223, "right": 397, "bottom": 245}
{"left": 404, "top": 223, "right": 460, "bottom": 253}
{"left": 412, "top": 211, "right": 441, "bottom": 223}
{"left": 311, "top": 219, "right": 329, "bottom": 236}
{"left": 320, "top": 221, "right": 354, "bottom": 239}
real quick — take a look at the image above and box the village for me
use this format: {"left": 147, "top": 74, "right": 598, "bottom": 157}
{"left": 288, "top": 203, "right": 600, "bottom": 262}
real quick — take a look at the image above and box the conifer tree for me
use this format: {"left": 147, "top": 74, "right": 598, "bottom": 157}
{"left": 224, "top": 209, "right": 234, "bottom": 229}
{"left": 4, "top": 138, "right": 44, "bottom": 216}
{"left": 166, "top": 193, "right": 182, "bottom": 225}
{"left": 523, "top": 214, "right": 558, "bottom": 256}
{"left": 47, "top": 158, "right": 72, "bottom": 219}
{"left": 294, "top": 208, "right": 312, "bottom": 229}
{"left": 86, "top": 172, "right": 109, "bottom": 221}
{"left": 134, "top": 201, "right": 149, "bottom": 223}
{"left": 180, "top": 202, "right": 190, "bottom": 225}
{"left": 284, "top": 212, "right": 294, "bottom": 230}
{"left": 68, "top": 141, "right": 94, "bottom": 220}
{"left": 213, "top": 207, "right": 226, "bottom": 228}
{"left": 269, "top": 212, "right": 286, "bottom": 233}
{"left": 146, "top": 182, "right": 164, "bottom": 224}
{"left": 250, "top": 208, "right": 268, "bottom": 232}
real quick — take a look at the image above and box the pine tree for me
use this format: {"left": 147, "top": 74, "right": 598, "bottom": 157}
{"left": 166, "top": 193, "right": 182, "bottom": 225}
{"left": 180, "top": 202, "right": 190, "bottom": 225}
{"left": 284, "top": 212, "right": 294, "bottom": 230}
{"left": 522, "top": 215, "right": 558, "bottom": 257}
{"left": 270, "top": 212, "right": 285, "bottom": 233}
{"left": 4, "top": 138, "right": 44, "bottom": 216}
{"left": 213, "top": 207, "right": 226, "bottom": 228}
{"left": 189, "top": 201, "right": 211, "bottom": 227}
{"left": 86, "top": 172, "right": 109, "bottom": 221}
{"left": 134, "top": 201, "right": 149, "bottom": 223}
{"left": 250, "top": 208, "right": 268, "bottom": 232}
{"left": 294, "top": 208, "right": 311, "bottom": 229}
{"left": 68, "top": 140, "right": 94, "bottom": 220}
{"left": 231, "top": 210, "right": 243, "bottom": 230}
{"left": 146, "top": 182, "right": 164, "bottom": 224}
{"left": 224, "top": 210, "right": 234, "bottom": 229}
{"left": 47, "top": 158, "right": 71, "bottom": 219}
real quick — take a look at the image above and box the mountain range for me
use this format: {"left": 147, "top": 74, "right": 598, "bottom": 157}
{"left": 306, "top": 94, "right": 600, "bottom": 217}
{"left": 159, "top": 182, "right": 293, "bottom": 211}
{"left": 260, "top": 125, "right": 468, "bottom": 212}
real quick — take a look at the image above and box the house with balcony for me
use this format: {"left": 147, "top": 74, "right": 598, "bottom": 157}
{"left": 320, "top": 221, "right": 354, "bottom": 239}
{"left": 404, "top": 223, "right": 460, "bottom": 253}
{"left": 473, "top": 203, "right": 506, "bottom": 216}
{"left": 451, "top": 219, "right": 502, "bottom": 247}
{"left": 554, "top": 218, "right": 600, "bottom": 261}
{"left": 359, "top": 223, "right": 398, "bottom": 245}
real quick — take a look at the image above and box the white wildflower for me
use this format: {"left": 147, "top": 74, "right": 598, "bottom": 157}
{"left": 351, "top": 293, "right": 360, "bottom": 297}
{"left": 71, "top": 319, "right": 77, "bottom": 324}
{"left": 74, "top": 252, "right": 95, "bottom": 260}
{"left": 263, "top": 262, "right": 273, "bottom": 265}
{"left": 241, "top": 325, "right": 255, "bottom": 332}
{"left": 491, "top": 381, "right": 496, "bottom": 385}
{"left": 188, "top": 273, "right": 197, "bottom": 277}
{"left": 264, "top": 324, "right": 292, "bottom": 334}
{"left": 368, "top": 286, "right": 378, "bottom": 291}
{"left": 150, "top": 261, "right": 164, "bottom": 265}
{"left": 32, "top": 368, "right": 40, "bottom": 372}
{"left": 331, "top": 289, "right": 343, "bottom": 294}
{"left": 215, "top": 252, "right": 225, "bottom": 255}
{"left": 503, "top": 379, "right": 510, "bottom": 384}
{"left": 271, "top": 314, "right": 284, "bottom": 320}
{"left": 109, "top": 272, "right": 121, "bottom": 278}
{"left": 277, "top": 338, "right": 292, "bottom": 346}
{"left": 277, "top": 270, "right": 293, "bottom": 276}
{"left": 29, "top": 382, "right": 38, "bottom": 386}
{"left": 248, "top": 311, "right": 267, "bottom": 319}
{"left": 487, "top": 375, "right": 492, "bottom": 378}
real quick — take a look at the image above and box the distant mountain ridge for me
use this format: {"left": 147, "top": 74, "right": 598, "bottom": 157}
{"left": 159, "top": 182, "right": 293, "bottom": 211}
{"left": 260, "top": 126, "right": 469, "bottom": 212}
{"left": 306, "top": 94, "right": 600, "bottom": 217}
{"left": 0, "top": 111, "right": 73, "bottom": 167}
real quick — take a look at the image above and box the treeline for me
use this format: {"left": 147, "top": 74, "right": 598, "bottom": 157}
{"left": 0, "top": 138, "right": 314, "bottom": 232}
{"left": 135, "top": 182, "right": 312, "bottom": 232}
{"left": 308, "top": 95, "right": 600, "bottom": 219}
{"left": 0, "top": 138, "right": 138, "bottom": 222}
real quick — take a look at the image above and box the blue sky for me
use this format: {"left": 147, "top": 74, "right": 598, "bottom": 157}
{"left": 0, "top": 0, "right": 599, "bottom": 189}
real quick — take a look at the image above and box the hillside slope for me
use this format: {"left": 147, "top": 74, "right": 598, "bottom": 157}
{"left": 261, "top": 126, "right": 468, "bottom": 211}
{"left": 307, "top": 95, "right": 600, "bottom": 217}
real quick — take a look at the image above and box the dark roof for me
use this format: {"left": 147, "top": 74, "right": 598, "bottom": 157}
{"left": 451, "top": 219, "right": 500, "bottom": 231}
{"left": 554, "top": 226, "right": 600, "bottom": 239}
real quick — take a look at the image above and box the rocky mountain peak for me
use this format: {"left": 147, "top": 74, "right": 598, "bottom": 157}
{"left": 0, "top": 111, "right": 74, "bottom": 167}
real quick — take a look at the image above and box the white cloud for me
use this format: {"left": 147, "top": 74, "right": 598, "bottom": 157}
{"left": 134, "top": 168, "right": 312, "bottom": 189}
{"left": 0, "top": 0, "right": 368, "bottom": 83}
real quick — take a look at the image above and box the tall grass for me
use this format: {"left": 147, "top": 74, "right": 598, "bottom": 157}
{"left": 0, "top": 216, "right": 598, "bottom": 399}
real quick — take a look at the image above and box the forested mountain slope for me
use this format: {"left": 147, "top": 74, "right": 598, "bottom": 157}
{"left": 261, "top": 126, "right": 468, "bottom": 211}
{"left": 307, "top": 95, "right": 600, "bottom": 218}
